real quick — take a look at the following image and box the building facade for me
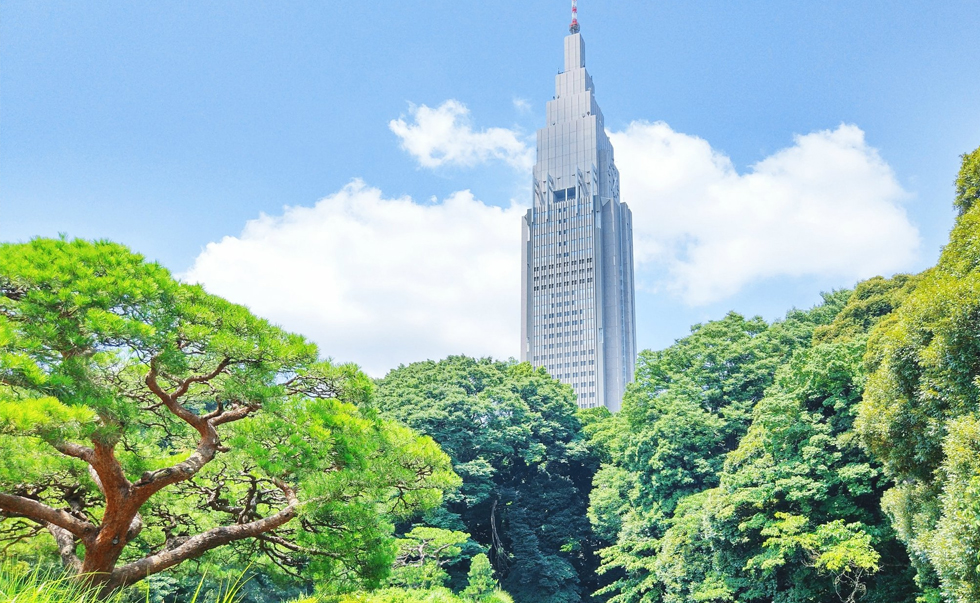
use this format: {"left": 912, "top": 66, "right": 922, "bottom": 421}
{"left": 520, "top": 25, "right": 637, "bottom": 412}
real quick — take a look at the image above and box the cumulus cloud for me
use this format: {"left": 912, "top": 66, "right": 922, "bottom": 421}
{"left": 183, "top": 181, "right": 525, "bottom": 376}
{"left": 389, "top": 100, "right": 534, "bottom": 170}
{"left": 389, "top": 101, "right": 918, "bottom": 304}
{"left": 185, "top": 109, "right": 920, "bottom": 376}
{"left": 610, "top": 122, "right": 920, "bottom": 304}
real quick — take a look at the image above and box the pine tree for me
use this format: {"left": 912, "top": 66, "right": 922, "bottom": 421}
{"left": 463, "top": 554, "right": 496, "bottom": 602}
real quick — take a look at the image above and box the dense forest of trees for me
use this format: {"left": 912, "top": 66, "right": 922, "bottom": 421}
{"left": 1, "top": 147, "right": 978, "bottom": 603}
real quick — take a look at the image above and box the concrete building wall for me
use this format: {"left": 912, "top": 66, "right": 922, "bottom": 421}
{"left": 521, "top": 32, "right": 636, "bottom": 412}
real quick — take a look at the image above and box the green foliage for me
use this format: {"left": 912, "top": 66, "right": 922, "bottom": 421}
{"left": 0, "top": 561, "right": 253, "bottom": 603}
{"left": 588, "top": 284, "right": 920, "bottom": 603}
{"left": 812, "top": 276, "right": 918, "bottom": 344}
{"left": 954, "top": 145, "right": 980, "bottom": 214}
{"left": 5, "top": 148, "right": 980, "bottom": 603}
{"left": 374, "top": 357, "right": 598, "bottom": 603}
{"left": 0, "top": 238, "right": 458, "bottom": 592}
{"left": 462, "top": 554, "right": 497, "bottom": 602}
{"left": 387, "top": 527, "right": 470, "bottom": 589}
{"left": 0, "top": 562, "right": 124, "bottom": 603}
{"left": 858, "top": 183, "right": 980, "bottom": 603}
{"left": 589, "top": 300, "right": 847, "bottom": 601}
{"left": 747, "top": 513, "right": 880, "bottom": 603}
{"left": 0, "top": 561, "right": 499, "bottom": 603}
{"left": 325, "top": 584, "right": 513, "bottom": 603}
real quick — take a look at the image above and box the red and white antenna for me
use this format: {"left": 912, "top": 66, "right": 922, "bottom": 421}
{"left": 570, "top": 0, "right": 580, "bottom": 33}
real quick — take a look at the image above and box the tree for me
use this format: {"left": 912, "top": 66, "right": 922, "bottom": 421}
{"left": 462, "top": 553, "right": 498, "bottom": 602}
{"left": 954, "top": 145, "right": 980, "bottom": 214}
{"left": 858, "top": 146, "right": 980, "bottom": 603}
{"left": 0, "top": 238, "right": 458, "bottom": 592}
{"left": 747, "top": 514, "right": 881, "bottom": 603}
{"left": 374, "top": 357, "right": 599, "bottom": 603}
{"left": 387, "top": 527, "right": 470, "bottom": 589}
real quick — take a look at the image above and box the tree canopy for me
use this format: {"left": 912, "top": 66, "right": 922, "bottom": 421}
{"left": 373, "top": 357, "right": 600, "bottom": 603}
{"left": 0, "top": 238, "right": 458, "bottom": 592}
{"left": 586, "top": 284, "right": 923, "bottom": 603}
{"left": 857, "top": 146, "right": 980, "bottom": 603}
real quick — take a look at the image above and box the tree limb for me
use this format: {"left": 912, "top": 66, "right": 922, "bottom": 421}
{"left": 0, "top": 493, "right": 95, "bottom": 537}
{"left": 51, "top": 441, "right": 96, "bottom": 464}
{"left": 170, "top": 359, "right": 232, "bottom": 403}
{"left": 46, "top": 522, "right": 83, "bottom": 572}
{"left": 108, "top": 481, "right": 299, "bottom": 589}
{"left": 135, "top": 358, "right": 257, "bottom": 502}
{"left": 211, "top": 405, "right": 257, "bottom": 426}
{"left": 91, "top": 441, "right": 133, "bottom": 509}
{"left": 144, "top": 358, "right": 226, "bottom": 436}
{"left": 131, "top": 432, "right": 225, "bottom": 503}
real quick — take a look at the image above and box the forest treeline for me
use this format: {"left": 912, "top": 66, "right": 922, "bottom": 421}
{"left": 0, "top": 147, "right": 977, "bottom": 603}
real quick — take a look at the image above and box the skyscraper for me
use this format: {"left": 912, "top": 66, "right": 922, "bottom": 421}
{"left": 520, "top": 8, "right": 637, "bottom": 412}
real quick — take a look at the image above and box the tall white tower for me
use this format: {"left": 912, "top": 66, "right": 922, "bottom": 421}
{"left": 520, "top": 10, "right": 637, "bottom": 412}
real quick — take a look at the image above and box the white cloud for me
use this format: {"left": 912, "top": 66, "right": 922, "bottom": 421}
{"left": 512, "top": 97, "right": 532, "bottom": 114}
{"left": 388, "top": 101, "right": 918, "bottom": 304}
{"left": 185, "top": 112, "right": 920, "bottom": 377}
{"left": 610, "top": 122, "right": 920, "bottom": 304}
{"left": 183, "top": 181, "right": 525, "bottom": 376}
{"left": 389, "top": 100, "right": 533, "bottom": 170}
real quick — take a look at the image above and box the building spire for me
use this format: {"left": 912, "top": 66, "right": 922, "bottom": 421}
{"left": 569, "top": 0, "right": 580, "bottom": 33}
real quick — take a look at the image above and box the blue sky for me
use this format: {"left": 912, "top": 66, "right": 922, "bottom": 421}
{"left": 3, "top": 1, "right": 979, "bottom": 374}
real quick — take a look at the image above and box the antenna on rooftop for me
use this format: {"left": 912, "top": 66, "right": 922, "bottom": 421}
{"left": 569, "top": 0, "right": 580, "bottom": 33}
